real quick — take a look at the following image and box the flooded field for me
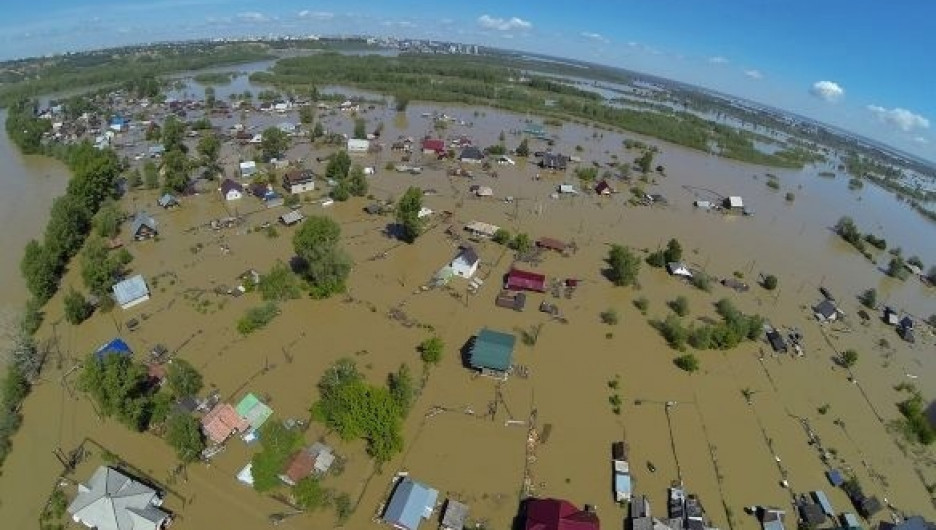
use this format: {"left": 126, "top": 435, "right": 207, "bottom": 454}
{"left": 1, "top": 79, "right": 935, "bottom": 530}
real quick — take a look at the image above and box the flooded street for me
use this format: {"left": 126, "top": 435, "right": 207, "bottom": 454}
{"left": 1, "top": 72, "right": 934, "bottom": 530}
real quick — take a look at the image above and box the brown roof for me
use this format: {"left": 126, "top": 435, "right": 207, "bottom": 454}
{"left": 284, "top": 170, "right": 314, "bottom": 185}
{"left": 282, "top": 450, "right": 315, "bottom": 485}
{"left": 201, "top": 403, "right": 249, "bottom": 444}
{"left": 536, "top": 237, "right": 567, "bottom": 252}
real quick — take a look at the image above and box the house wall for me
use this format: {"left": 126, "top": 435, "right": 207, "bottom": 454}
{"left": 225, "top": 190, "right": 243, "bottom": 201}
{"left": 289, "top": 182, "right": 315, "bottom": 194}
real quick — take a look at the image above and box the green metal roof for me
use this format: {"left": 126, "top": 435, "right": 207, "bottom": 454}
{"left": 470, "top": 328, "right": 516, "bottom": 372}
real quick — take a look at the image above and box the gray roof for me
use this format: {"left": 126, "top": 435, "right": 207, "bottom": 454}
{"left": 67, "top": 466, "right": 168, "bottom": 530}
{"left": 113, "top": 275, "right": 149, "bottom": 307}
{"left": 130, "top": 212, "right": 157, "bottom": 236}
{"left": 157, "top": 194, "right": 177, "bottom": 207}
{"left": 442, "top": 499, "right": 469, "bottom": 530}
{"left": 454, "top": 246, "right": 479, "bottom": 267}
{"left": 384, "top": 477, "right": 438, "bottom": 530}
{"left": 814, "top": 300, "right": 839, "bottom": 318}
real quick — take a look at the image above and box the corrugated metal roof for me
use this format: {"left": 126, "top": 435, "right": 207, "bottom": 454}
{"left": 112, "top": 275, "right": 150, "bottom": 308}
{"left": 384, "top": 477, "right": 438, "bottom": 530}
{"left": 469, "top": 329, "right": 516, "bottom": 372}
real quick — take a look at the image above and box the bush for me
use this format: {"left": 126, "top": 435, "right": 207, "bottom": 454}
{"left": 690, "top": 272, "right": 712, "bottom": 292}
{"left": 657, "top": 315, "right": 688, "bottom": 350}
{"left": 668, "top": 296, "right": 689, "bottom": 317}
{"left": 858, "top": 288, "right": 877, "bottom": 309}
{"left": 762, "top": 274, "right": 778, "bottom": 290}
{"left": 840, "top": 349, "right": 858, "bottom": 368}
{"left": 633, "top": 297, "right": 649, "bottom": 314}
{"left": 64, "top": 288, "right": 93, "bottom": 325}
{"left": 785, "top": 192, "right": 795, "bottom": 202}
{"left": 606, "top": 245, "right": 641, "bottom": 287}
{"left": 674, "top": 354, "right": 699, "bottom": 372}
{"left": 166, "top": 413, "right": 205, "bottom": 462}
{"left": 419, "top": 336, "right": 444, "bottom": 365}
{"left": 258, "top": 262, "right": 301, "bottom": 301}
{"left": 236, "top": 303, "right": 280, "bottom": 335}
{"left": 600, "top": 308, "right": 619, "bottom": 325}
{"left": 492, "top": 228, "right": 511, "bottom": 245}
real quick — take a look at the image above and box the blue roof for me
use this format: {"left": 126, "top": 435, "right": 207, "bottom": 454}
{"left": 763, "top": 519, "right": 785, "bottom": 530}
{"left": 383, "top": 477, "right": 438, "bottom": 530}
{"left": 812, "top": 491, "right": 834, "bottom": 516}
{"left": 615, "top": 474, "right": 632, "bottom": 495}
{"left": 94, "top": 338, "right": 132, "bottom": 360}
{"left": 841, "top": 512, "right": 861, "bottom": 530}
{"left": 826, "top": 469, "right": 844, "bottom": 486}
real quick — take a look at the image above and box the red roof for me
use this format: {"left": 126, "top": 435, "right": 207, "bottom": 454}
{"left": 506, "top": 268, "right": 547, "bottom": 293}
{"left": 525, "top": 498, "right": 600, "bottom": 530}
{"left": 201, "top": 403, "right": 249, "bottom": 444}
{"left": 422, "top": 139, "right": 446, "bottom": 153}
{"left": 282, "top": 450, "right": 315, "bottom": 485}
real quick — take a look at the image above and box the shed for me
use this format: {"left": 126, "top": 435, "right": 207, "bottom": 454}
{"left": 694, "top": 200, "right": 712, "bottom": 209}
{"left": 239, "top": 161, "right": 257, "bottom": 178}
{"left": 441, "top": 499, "right": 469, "bottom": 530}
{"left": 157, "top": 193, "right": 179, "bottom": 209}
{"left": 595, "top": 179, "right": 614, "bottom": 196}
{"left": 506, "top": 268, "right": 547, "bottom": 293}
{"left": 759, "top": 508, "right": 786, "bottom": 530}
{"left": 557, "top": 184, "right": 578, "bottom": 195}
{"left": 666, "top": 262, "right": 693, "bottom": 278}
{"left": 383, "top": 476, "right": 439, "bottom": 530}
{"left": 811, "top": 491, "right": 834, "bottom": 517}
{"left": 766, "top": 329, "right": 788, "bottom": 353}
{"left": 130, "top": 212, "right": 158, "bottom": 240}
{"left": 883, "top": 306, "right": 900, "bottom": 325}
{"left": 279, "top": 210, "right": 305, "bottom": 226}
{"left": 798, "top": 502, "right": 826, "bottom": 526}
{"left": 347, "top": 138, "right": 370, "bottom": 153}
{"left": 840, "top": 512, "right": 861, "bottom": 530}
{"left": 94, "top": 338, "right": 132, "bottom": 361}
{"left": 464, "top": 221, "right": 500, "bottom": 238}
{"left": 474, "top": 186, "right": 494, "bottom": 197}
{"left": 725, "top": 196, "right": 744, "bottom": 209}
{"left": 469, "top": 328, "right": 516, "bottom": 376}
{"left": 235, "top": 393, "right": 273, "bottom": 431}
{"left": 113, "top": 275, "right": 150, "bottom": 309}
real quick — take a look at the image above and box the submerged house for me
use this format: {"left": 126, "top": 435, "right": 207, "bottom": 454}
{"left": 347, "top": 138, "right": 370, "bottom": 153}
{"left": 469, "top": 328, "right": 516, "bottom": 379}
{"left": 130, "top": 212, "right": 158, "bottom": 240}
{"left": 506, "top": 268, "right": 547, "bottom": 293}
{"left": 221, "top": 179, "right": 244, "bottom": 201}
{"left": 283, "top": 170, "right": 316, "bottom": 194}
{"left": 666, "top": 262, "right": 693, "bottom": 279}
{"left": 458, "top": 146, "right": 484, "bottom": 163}
{"left": 67, "top": 466, "right": 171, "bottom": 530}
{"left": 813, "top": 300, "right": 842, "bottom": 322}
{"left": 113, "top": 275, "right": 150, "bottom": 310}
{"left": 595, "top": 179, "right": 614, "bottom": 196}
{"left": 441, "top": 499, "right": 469, "bottom": 530}
{"left": 239, "top": 160, "right": 257, "bottom": 178}
{"left": 540, "top": 152, "right": 567, "bottom": 171}
{"left": 279, "top": 442, "right": 335, "bottom": 486}
{"left": 235, "top": 393, "right": 273, "bottom": 432}
{"left": 94, "top": 338, "right": 133, "bottom": 361}
{"left": 383, "top": 476, "right": 439, "bottom": 530}
{"left": 157, "top": 193, "right": 179, "bottom": 209}
{"left": 523, "top": 498, "right": 599, "bottom": 530}
{"left": 450, "top": 246, "right": 480, "bottom": 279}
{"left": 724, "top": 196, "right": 744, "bottom": 210}
{"left": 201, "top": 402, "right": 249, "bottom": 445}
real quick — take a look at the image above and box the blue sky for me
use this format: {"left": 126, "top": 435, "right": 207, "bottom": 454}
{"left": 2, "top": 1, "right": 934, "bottom": 161}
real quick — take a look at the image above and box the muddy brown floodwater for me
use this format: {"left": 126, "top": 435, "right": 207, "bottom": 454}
{"left": 1, "top": 95, "right": 934, "bottom": 530}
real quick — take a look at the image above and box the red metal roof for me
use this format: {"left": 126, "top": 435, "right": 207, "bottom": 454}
{"left": 506, "top": 268, "right": 547, "bottom": 293}
{"left": 422, "top": 139, "right": 446, "bottom": 152}
{"left": 525, "top": 498, "right": 600, "bottom": 530}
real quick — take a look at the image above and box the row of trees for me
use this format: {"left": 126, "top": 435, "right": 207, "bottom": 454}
{"left": 0, "top": 328, "right": 41, "bottom": 468}
{"left": 655, "top": 298, "right": 765, "bottom": 354}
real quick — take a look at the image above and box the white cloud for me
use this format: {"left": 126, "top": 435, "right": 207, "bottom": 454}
{"left": 708, "top": 56, "right": 728, "bottom": 64}
{"left": 581, "top": 31, "right": 609, "bottom": 44}
{"left": 744, "top": 69, "right": 763, "bottom": 80}
{"left": 298, "top": 10, "right": 334, "bottom": 20}
{"left": 867, "top": 105, "right": 930, "bottom": 132}
{"left": 810, "top": 80, "right": 844, "bottom": 102}
{"left": 382, "top": 20, "right": 415, "bottom": 28}
{"left": 477, "top": 15, "right": 532, "bottom": 31}
{"left": 913, "top": 136, "right": 929, "bottom": 144}
{"left": 237, "top": 12, "right": 269, "bottom": 23}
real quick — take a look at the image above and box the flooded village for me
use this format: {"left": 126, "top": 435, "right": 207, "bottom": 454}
{"left": 1, "top": 60, "right": 935, "bottom": 530}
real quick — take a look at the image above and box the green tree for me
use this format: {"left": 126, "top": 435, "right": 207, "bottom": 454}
{"left": 299, "top": 105, "right": 315, "bottom": 125}
{"left": 326, "top": 150, "right": 352, "bottom": 181}
{"left": 204, "top": 86, "right": 216, "bottom": 109}
{"left": 197, "top": 131, "right": 221, "bottom": 173}
{"left": 387, "top": 363, "right": 416, "bottom": 416}
{"left": 166, "top": 413, "right": 205, "bottom": 462}
{"left": 258, "top": 262, "right": 301, "bottom": 301}
{"left": 21, "top": 241, "right": 58, "bottom": 303}
{"left": 346, "top": 165, "right": 369, "bottom": 197}
{"left": 127, "top": 168, "right": 142, "bottom": 189}
{"left": 251, "top": 421, "right": 303, "bottom": 492}
{"left": 659, "top": 314, "right": 689, "bottom": 350}
{"left": 859, "top": 288, "right": 877, "bottom": 309}
{"left": 636, "top": 150, "right": 654, "bottom": 173}
{"left": 674, "top": 353, "right": 700, "bottom": 373}
{"left": 167, "top": 359, "right": 203, "bottom": 397}
{"left": 606, "top": 244, "right": 641, "bottom": 287}
{"left": 161, "top": 116, "right": 186, "bottom": 153}
{"left": 664, "top": 238, "right": 682, "bottom": 263}
{"left": 516, "top": 138, "right": 530, "bottom": 157}
{"left": 492, "top": 228, "right": 511, "bottom": 245}
{"left": 600, "top": 308, "right": 619, "bottom": 325}
{"left": 260, "top": 126, "right": 289, "bottom": 162}
{"left": 293, "top": 477, "right": 328, "bottom": 510}
{"left": 292, "top": 216, "right": 351, "bottom": 297}
{"left": 143, "top": 160, "right": 159, "bottom": 189}
{"left": 64, "top": 288, "right": 93, "bottom": 325}
{"left": 396, "top": 187, "right": 424, "bottom": 243}
{"left": 81, "top": 237, "right": 123, "bottom": 295}
{"left": 312, "top": 121, "right": 325, "bottom": 140}
{"left": 510, "top": 233, "right": 533, "bottom": 254}
{"left": 93, "top": 200, "right": 122, "bottom": 238}
{"left": 419, "top": 336, "right": 444, "bottom": 365}
{"left": 161, "top": 149, "right": 189, "bottom": 193}
{"left": 887, "top": 255, "right": 910, "bottom": 280}
{"left": 353, "top": 117, "right": 367, "bottom": 139}
{"left": 78, "top": 353, "right": 150, "bottom": 431}
{"left": 840, "top": 349, "right": 859, "bottom": 368}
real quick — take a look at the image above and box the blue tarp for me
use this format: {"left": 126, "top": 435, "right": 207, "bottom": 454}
{"left": 383, "top": 477, "right": 438, "bottom": 530}
{"left": 826, "top": 469, "right": 844, "bottom": 487}
{"left": 94, "top": 338, "right": 132, "bottom": 360}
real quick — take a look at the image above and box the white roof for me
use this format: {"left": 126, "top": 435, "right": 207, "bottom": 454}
{"left": 558, "top": 184, "right": 578, "bottom": 194}
{"left": 418, "top": 207, "right": 434, "bottom": 218}
{"left": 728, "top": 196, "right": 744, "bottom": 208}
{"left": 465, "top": 221, "right": 500, "bottom": 237}
{"left": 68, "top": 466, "right": 168, "bottom": 530}
{"left": 475, "top": 186, "right": 493, "bottom": 197}
{"left": 347, "top": 138, "right": 370, "bottom": 151}
{"left": 112, "top": 275, "right": 149, "bottom": 308}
